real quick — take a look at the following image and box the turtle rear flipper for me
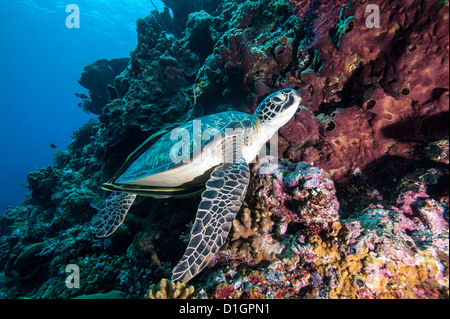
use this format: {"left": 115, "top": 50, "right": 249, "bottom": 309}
{"left": 171, "top": 154, "right": 250, "bottom": 282}
{"left": 92, "top": 192, "right": 137, "bottom": 237}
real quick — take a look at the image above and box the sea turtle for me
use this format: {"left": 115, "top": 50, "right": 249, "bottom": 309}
{"left": 92, "top": 88, "right": 302, "bottom": 282}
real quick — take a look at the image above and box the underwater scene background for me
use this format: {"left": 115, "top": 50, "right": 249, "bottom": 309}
{"left": 0, "top": 0, "right": 448, "bottom": 299}
{"left": 0, "top": 0, "right": 162, "bottom": 212}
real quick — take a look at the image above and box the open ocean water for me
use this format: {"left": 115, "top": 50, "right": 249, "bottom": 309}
{"left": 0, "top": 0, "right": 164, "bottom": 213}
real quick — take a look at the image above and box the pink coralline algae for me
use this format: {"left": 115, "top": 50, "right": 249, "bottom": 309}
{"left": 207, "top": 176, "right": 448, "bottom": 299}
{"left": 416, "top": 198, "right": 448, "bottom": 238}
{"left": 253, "top": 157, "right": 340, "bottom": 234}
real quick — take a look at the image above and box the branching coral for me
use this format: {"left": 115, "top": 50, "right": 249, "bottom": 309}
{"left": 145, "top": 278, "right": 195, "bottom": 299}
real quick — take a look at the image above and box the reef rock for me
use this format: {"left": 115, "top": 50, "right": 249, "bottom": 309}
{"left": 77, "top": 58, "right": 129, "bottom": 115}
{"left": 253, "top": 158, "right": 340, "bottom": 233}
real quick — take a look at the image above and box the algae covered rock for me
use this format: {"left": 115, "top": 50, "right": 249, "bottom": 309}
{"left": 27, "top": 166, "right": 61, "bottom": 205}
{"left": 10, "top": 242, "right": 47, "bottom": 279}
{"left": 254, "top": 158, "right": 340, "bottom": 233}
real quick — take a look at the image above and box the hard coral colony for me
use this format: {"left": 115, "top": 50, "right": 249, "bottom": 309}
{"left": 0, "top": 0, "right": 448, "bottom": 300}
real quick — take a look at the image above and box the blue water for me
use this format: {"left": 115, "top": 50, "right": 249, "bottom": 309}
{"left": 0, "top": 0, "right": 164, "bottom": 212}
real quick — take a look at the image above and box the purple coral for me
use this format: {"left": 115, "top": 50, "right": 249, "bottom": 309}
{"left": 279, "top": 0, "right": 449, "bottom": 182}
{"left": 286, "top": 0, "right": 348, "bottom": 49}
{"left": 254, "top": 158, "right": 340, "bottom": 234}
{"left": 213, "top": 32, "right": 256, "bottom": 84}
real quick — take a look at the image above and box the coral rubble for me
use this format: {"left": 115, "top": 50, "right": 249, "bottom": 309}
{"left": 0, "top": 0, "right": 448, "bottom": 299}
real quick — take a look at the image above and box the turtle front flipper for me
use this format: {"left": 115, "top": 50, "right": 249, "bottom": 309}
{"left": 172, "top": 155, "right": 250, "bottom": 282}
{"left": 92, "top": 192, "right": 137, "bottom": 237}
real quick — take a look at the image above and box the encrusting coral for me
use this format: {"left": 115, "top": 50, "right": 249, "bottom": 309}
{"left": 201, "top": 157, "right": 448, "bottom": 299}
{"left": 254, "top": 158, "right": 340, "bottom": 233}
{"left": 0, "top": 0, "right": 447, "bottom": 299}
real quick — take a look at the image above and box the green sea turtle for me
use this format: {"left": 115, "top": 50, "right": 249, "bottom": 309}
{"left": 93, "top": 88, "right": 302, "bottom": 282}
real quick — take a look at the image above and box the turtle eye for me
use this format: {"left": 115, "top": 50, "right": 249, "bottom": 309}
{"left": 272, "top": 97, "right": 282, "bottom": 103}
{"left": 272, "top": 93, "right": 287, "bottom": 104}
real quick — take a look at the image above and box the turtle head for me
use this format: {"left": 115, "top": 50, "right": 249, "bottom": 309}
{"left": 251, "top": 89, "right": 301, "bottom": 130}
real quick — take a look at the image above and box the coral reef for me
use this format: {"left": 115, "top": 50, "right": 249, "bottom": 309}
{"left": 210, "top": 159, "right": 338, "bottom": 270}
{"left": 77, "top": 58, "right": 129, "bottom": 115}
{"left": 279, "top": 0, "right": 449, "bottom": 179}
{"left": 194, "top": 159, "right": 448, "bottom": 299}
{"left": 286, "top": 0, "right": 349, "bottom": 49}
{"left": 145, "top": 278, "right": 195, "bottom": 299}
{"left": 254, "top": 158, "right": 340, "bottom": 232}
{"left": 0, "top": 0, "right": 448, "bottom": 299}
{"left": 159, "top": 0, "right": 223, "bottom": 36}
{"left": 426, "top": 140, "right": 449, "bottom": 164}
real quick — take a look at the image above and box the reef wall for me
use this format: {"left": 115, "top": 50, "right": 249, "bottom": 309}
{"left": 0, "top": 0, "right": 448, "bottom": 299}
